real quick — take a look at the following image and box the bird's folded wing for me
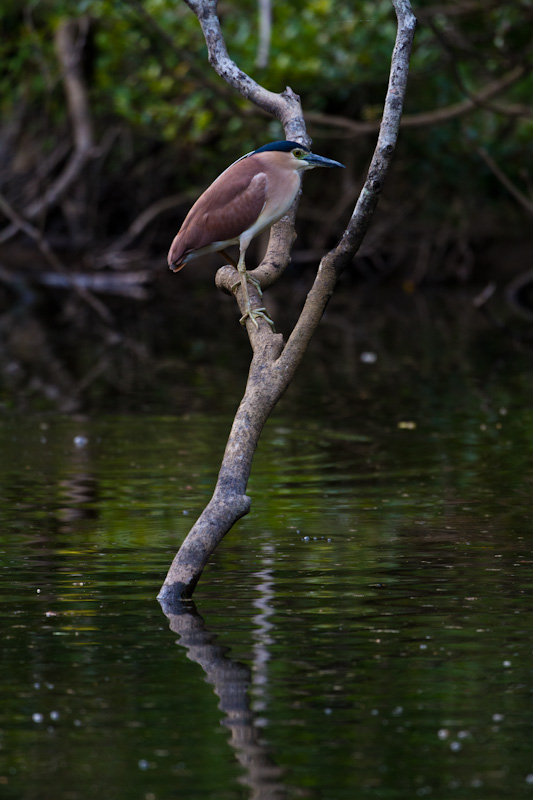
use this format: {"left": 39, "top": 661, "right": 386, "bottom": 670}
{"left": 180, "top": 169, "right": 268, "bottom": 252}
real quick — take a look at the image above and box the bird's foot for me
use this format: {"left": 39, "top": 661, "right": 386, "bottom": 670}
{"left": 246, "top": 273, "right": 263, "bottom": 296}
{"left": 239, "top": 307, "right": 275, "bottom": 329}
{"left": 231, "top": 273, "right": 263, "bottom": 297}
{"left": 233, "top": 268, "right": 271, "bottom": 328}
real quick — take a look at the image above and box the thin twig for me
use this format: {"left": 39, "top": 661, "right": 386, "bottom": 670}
{"left": 111, "top": 191, "right": 196, "bottom": 253}
{"left": 478, "top": 146, "right": 533, "bottom": 217}
{"left": 305, "top": 65, "right": 526, "bottom": 137}
{"left": 0, "top": 191, "right": 113, "bottom": 323}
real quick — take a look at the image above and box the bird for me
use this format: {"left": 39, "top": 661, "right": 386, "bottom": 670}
{"left": 167, "top": 140, "right": 345, "bottom": 326}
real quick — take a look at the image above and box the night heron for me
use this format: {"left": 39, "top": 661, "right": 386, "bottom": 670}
{"left": 168, "top": 141, "right": 345, "bottom": 326}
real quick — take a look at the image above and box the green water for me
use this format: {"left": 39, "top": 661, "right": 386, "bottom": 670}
{"left": 1, "top": 300, "right": 533, "bottom": 799}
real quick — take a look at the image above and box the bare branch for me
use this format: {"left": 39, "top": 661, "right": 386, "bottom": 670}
{"left": 36, "top": 270, "right": 151, "bottom": 300}
{"left": 184, "top": 0, "right": 307, "bottom": 141}
{"left": 417, "top": 1, "right": 498, "bottom": 17}
{"left": 278, "top": 1, "right": 416, "bottom": 372}
{"left": 305, "top": 65, "right": 527, "bottom": 137}
{"left": 256, "top": 0, "right": 272, "bottom": 69}
{"left": 478, "top": 147, "right": 533, "bottom": 217}
{"left": 184, "top": 0, "right": 309, "bottom": 296}
{"left": 111, "top": 191, "right": 197, "bottom": 253}
{"left": 0, "top": 191, "right": 113, "bottom": 323}
{"left": 0, "top": 18, "right": 96, "bottom": 243}
{"left": 127, "top": 0, "right": 241, "bottom": 104}
{"left": 159, "top": 0, "right": 416, "bottom": 603}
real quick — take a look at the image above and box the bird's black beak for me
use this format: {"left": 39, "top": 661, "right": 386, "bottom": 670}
{"left": 304, "top": 152, "right": 345, "bottom": 169}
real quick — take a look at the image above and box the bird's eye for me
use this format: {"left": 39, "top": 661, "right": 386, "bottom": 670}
{"left": 292, "top": 148, "right": 306, "bottom": 158}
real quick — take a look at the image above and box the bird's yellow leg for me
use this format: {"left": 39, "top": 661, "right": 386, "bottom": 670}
{"left": 235, "top": 256, "right": 273, "bottom": 328}
{"left": 229, "top": 272, "right": 263, "bottom": 298}
{"left": 245, "top": 272, "right": 263, "bottom": 296}
{"left": 220, "top": 249, "right": 264, "bottom": 300}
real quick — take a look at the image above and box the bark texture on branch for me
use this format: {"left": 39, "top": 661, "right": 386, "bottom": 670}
{"left": 185, "top": 0, "right": 308, "bottom": 140}
{"left": 159, "top": 0, "right": 416, "bottom": 604}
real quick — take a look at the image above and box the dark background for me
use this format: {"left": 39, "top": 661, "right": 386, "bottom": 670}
{"left": 0, "top": 0, "right": 531, "bottom": 411}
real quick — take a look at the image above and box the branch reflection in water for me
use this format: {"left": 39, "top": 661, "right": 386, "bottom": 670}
{"left": 159, "top": 560, "right": 288, "bottom": 800}
{"left": 250, "top": 543, "right": 276, "bottom": 717}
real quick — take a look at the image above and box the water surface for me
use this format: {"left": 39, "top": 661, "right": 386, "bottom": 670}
{"left": 1, "top": 300, "right": 532, "bottom": 799}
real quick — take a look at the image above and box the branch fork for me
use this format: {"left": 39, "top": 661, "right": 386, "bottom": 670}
{"left": 159, "top": 0, "right": 416, "bottom": 603}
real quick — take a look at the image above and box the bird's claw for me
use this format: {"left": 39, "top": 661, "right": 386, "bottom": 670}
{"left": 231, "top": 273, "right": 263, "bottom": 297}
{"left": 239, "top": 307, "right": 275, "bottom": 329}
{"left": 246, "top": 274, "right": 263, "bottom": 296}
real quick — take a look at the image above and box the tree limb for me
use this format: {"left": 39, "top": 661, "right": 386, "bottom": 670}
{"left": 478, "top": 146, "right": 533, "bottom": 217}
{"left": 111, "top": 191, "right": 197, "bottom": 253}
{"left": 127, "top": 0, "right": 242, "bottom": 105}
{"left": 305, "top": 64, "right": 527, "bottom": 138}
{"left": 0, "top": 18, "right": 96, "bottom": 243}
{"left": 256, "top": 0, "right": 272, "bottom": 69}
{"left": 184, "top": 0, "right": 308, "bottom": 293}
{"left": 184, "top": 0, "right": 308, "bottom": 141}
{"left": 416, "top": 1, "right": 498, "bottom": 17}
{"left": 0, "top": 191, "right": 113, "bottom": 323}
{"left": 159, "top": 0, "right": 416, "bottom": 603}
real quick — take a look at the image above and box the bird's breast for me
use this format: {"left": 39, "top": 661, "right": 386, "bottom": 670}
{"left": 269, "top": 168, "right": 301, "bottom": 215}
{"left": 255, "top": 169, "right": 301, "bottom": 233}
